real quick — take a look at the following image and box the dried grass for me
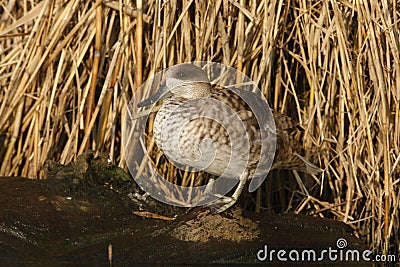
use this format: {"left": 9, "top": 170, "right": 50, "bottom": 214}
{"left": 0, "top": 0, "right": 399, "bottom": 254}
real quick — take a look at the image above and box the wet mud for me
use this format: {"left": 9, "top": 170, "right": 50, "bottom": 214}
{"left": 0, "top": 152, "right": 367, "bottom": 265}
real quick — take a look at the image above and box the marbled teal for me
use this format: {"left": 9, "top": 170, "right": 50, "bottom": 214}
{"left": 138, "top": 63, "right": 320, "bottom": 212}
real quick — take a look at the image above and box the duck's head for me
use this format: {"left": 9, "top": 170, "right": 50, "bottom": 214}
{"left": 138, "top": 64, "right": 212, "bottom": 107}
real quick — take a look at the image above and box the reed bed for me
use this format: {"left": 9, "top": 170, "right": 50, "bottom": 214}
{"left": 0, "top": 0, "right": 399, "bottom": 255}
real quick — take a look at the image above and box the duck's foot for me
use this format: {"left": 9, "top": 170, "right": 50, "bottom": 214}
{"left": 188, "top": 193, "right": 237, "bottom": 214}
{"left": 203, "top": 196, "right": 237, "bottom": 214}
{"left": 189, "top": 176, "right": 248, "bottom": 214}
{"left": 187, "top": 191, "right": 226, "bottom": 213}
{"left": 207, "top": 175, "right": 248, "bottom": 213}
{"left": 188, "top": 185, "right": 234, "bottom": 213}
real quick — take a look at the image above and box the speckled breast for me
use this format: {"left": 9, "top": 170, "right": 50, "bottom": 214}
{"left": 152, "top": 89, "right": 275, "bottom": 179}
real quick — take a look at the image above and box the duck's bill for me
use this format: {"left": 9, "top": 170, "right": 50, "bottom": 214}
{"left": 137, "top": 84, "right": 172, "bottom": 107}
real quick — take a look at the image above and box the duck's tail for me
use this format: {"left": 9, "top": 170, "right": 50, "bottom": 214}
{"left": 293, "top": 153, "right": 322, "bottom": 175}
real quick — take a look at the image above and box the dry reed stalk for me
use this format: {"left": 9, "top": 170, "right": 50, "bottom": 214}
{"left": 78, "top": 41, "right": 121, "bottom": 154}
{"left": 105, "top": 1, "right": 151, "bottom": 23}
{"left": 0, "top": 0, "right": 399, "bottom": 254}
{"left": 97, "top": 10, "right": 116, "bottom": 150}
{"left": 84, "top": 2, "right": 103, "bottom": 142}
{"left": 135, "top": 0, "right": 143, "bottom": 88}
{"left": 97, "top": 46, "right": 123, "bottom": 152}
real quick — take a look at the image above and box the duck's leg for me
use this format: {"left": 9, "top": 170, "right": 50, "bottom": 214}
{"left": 210, "top": 175, "right": 247, "bottom": 213}
{"left": 191, "top": 173, "right": 248, "bottom": 213}
{"left": 188, "top": 178, "right": 224, "bottom": 210}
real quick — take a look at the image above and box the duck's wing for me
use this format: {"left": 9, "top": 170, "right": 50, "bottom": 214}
{"left": 272, "top": 111, "right": 321, "bottom": 175}
{"left": 211, "top": 88, "right": 277, "bottom": 192}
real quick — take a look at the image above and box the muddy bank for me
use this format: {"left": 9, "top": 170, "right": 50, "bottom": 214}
{"left": 0, "top": 153, "right": 367, "bottom": 265}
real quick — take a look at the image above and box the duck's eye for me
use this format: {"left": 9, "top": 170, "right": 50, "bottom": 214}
{"left": 179, "top": 72, "right": 184, "bottom": 78}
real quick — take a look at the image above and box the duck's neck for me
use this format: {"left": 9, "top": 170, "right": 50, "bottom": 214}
{"left": 172, "top": 82, "right": 213, "bottom": 100}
